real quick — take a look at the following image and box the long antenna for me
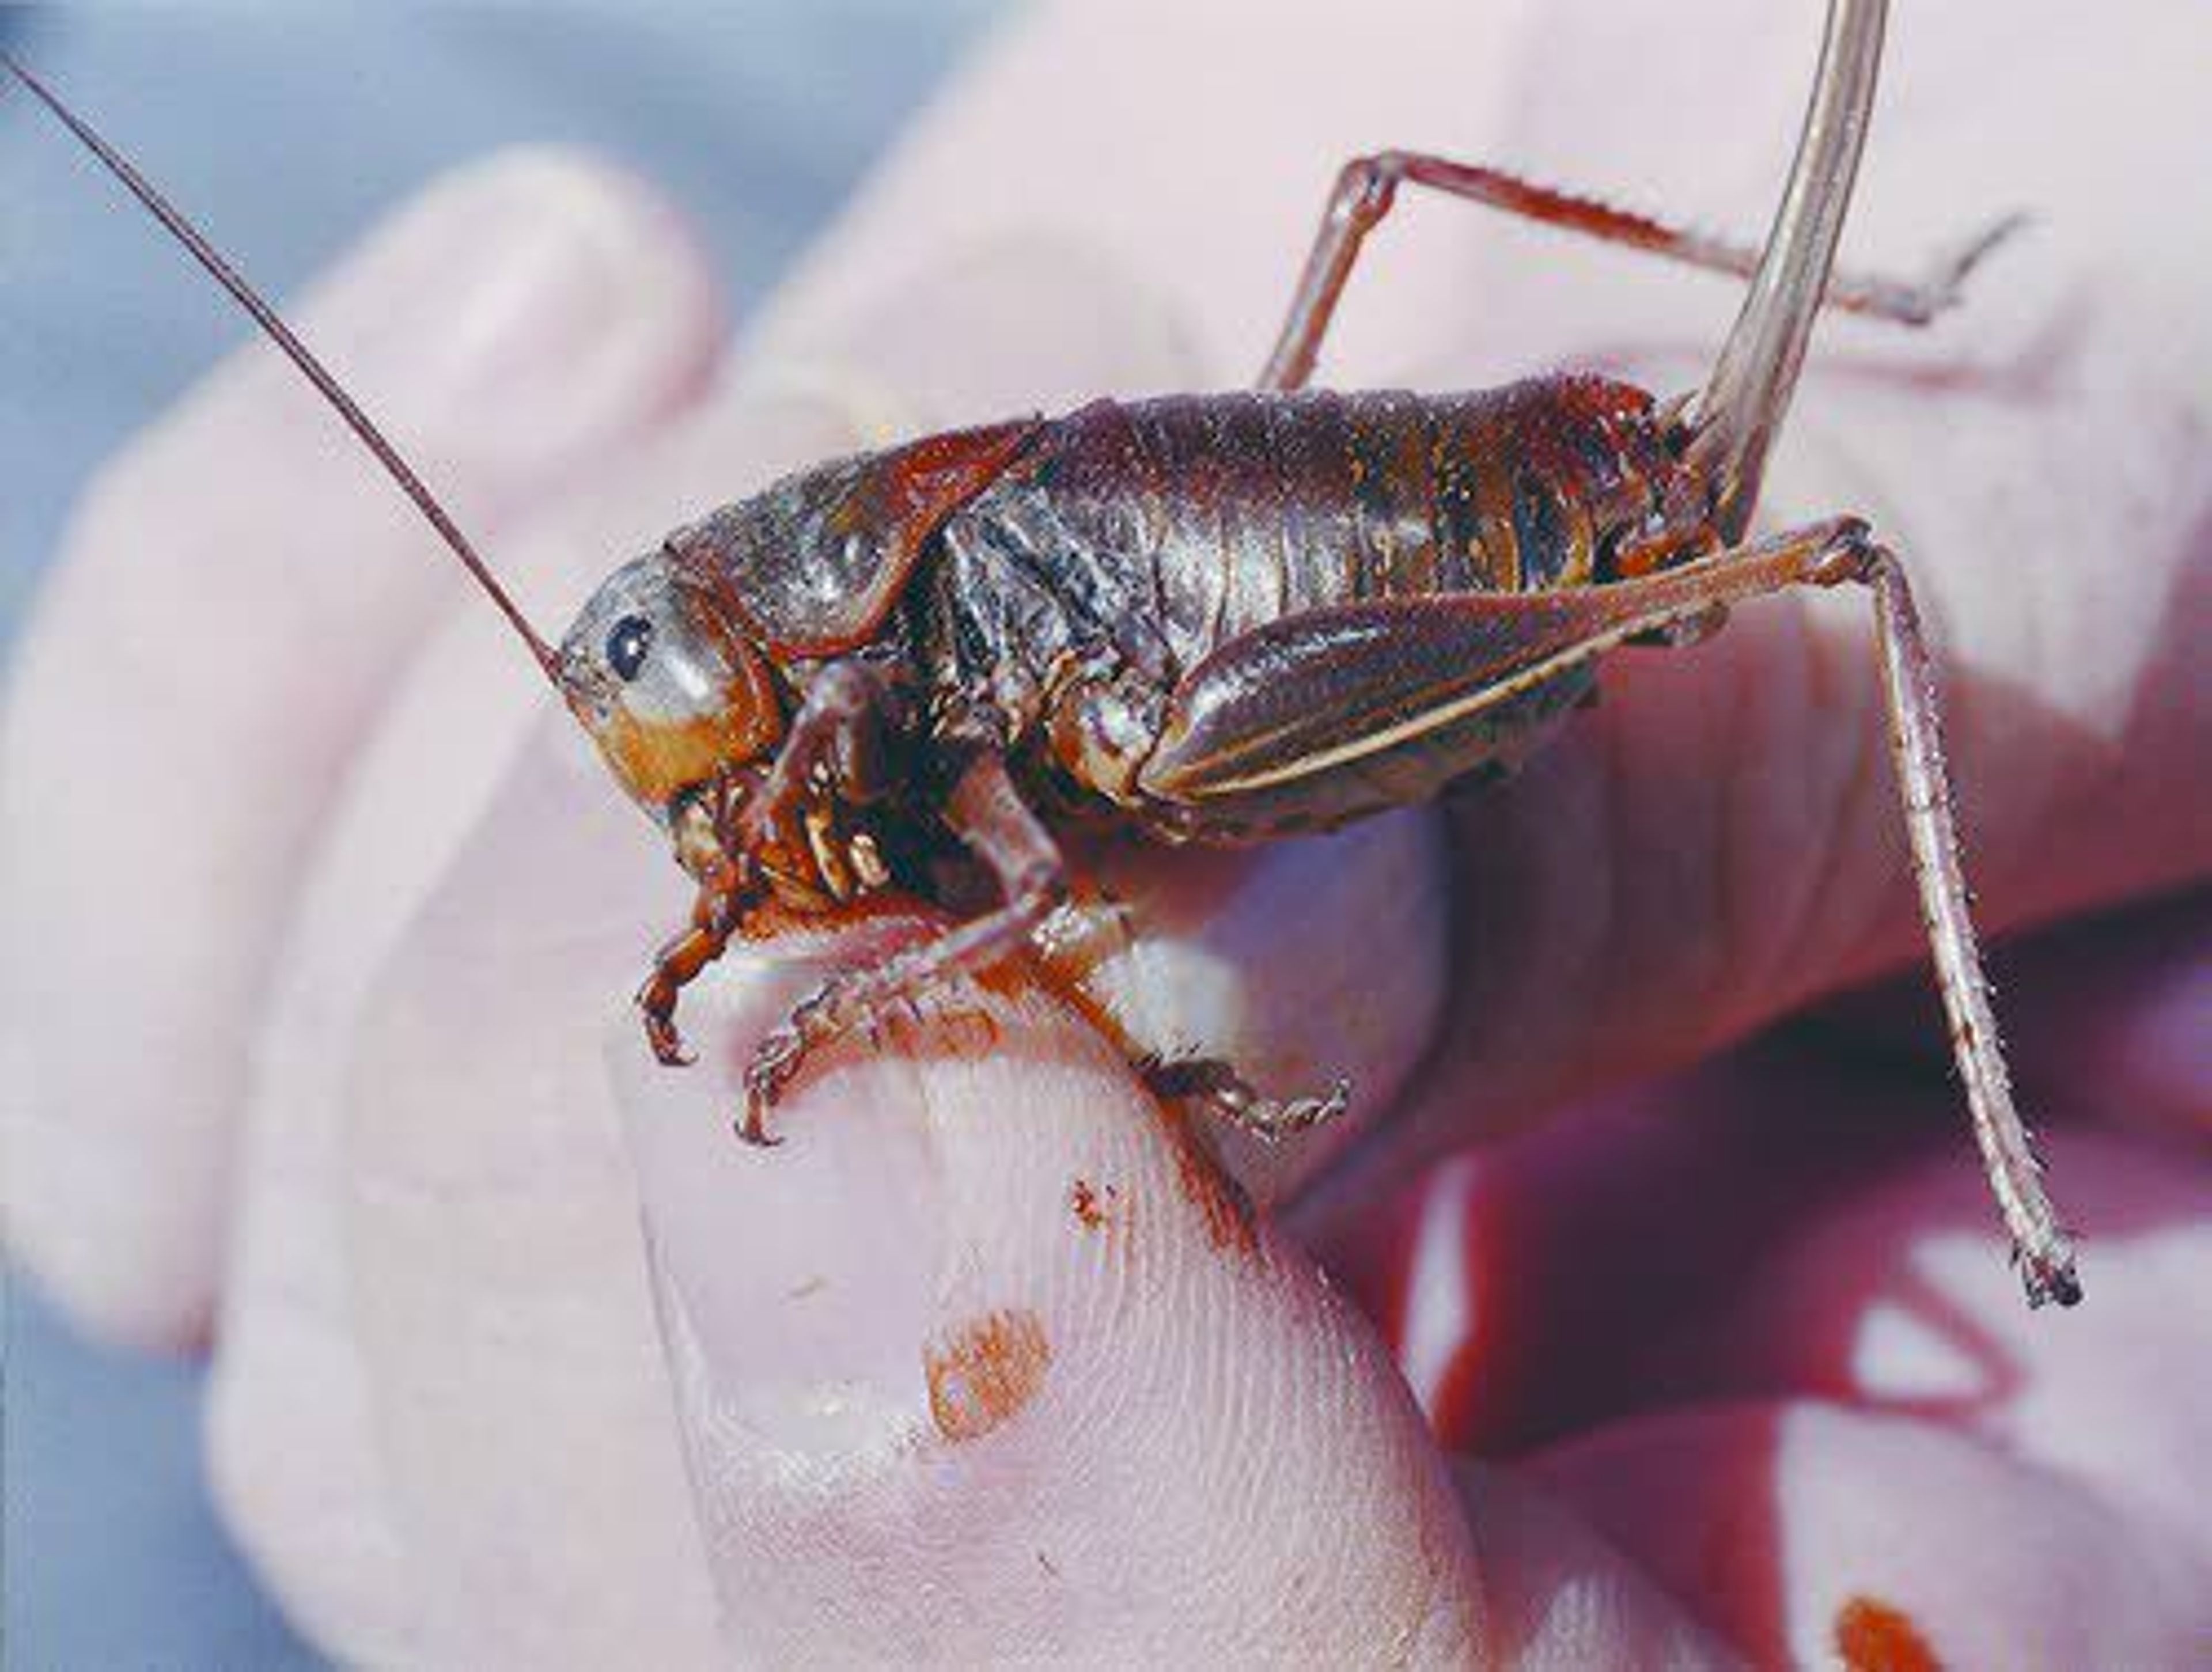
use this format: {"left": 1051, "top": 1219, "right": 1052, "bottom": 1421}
{"left": 1686, "top": 0, "right": 1885, "bottom": 544}
{"left": 3, "top": 50, "right": 564, "bottom": 684}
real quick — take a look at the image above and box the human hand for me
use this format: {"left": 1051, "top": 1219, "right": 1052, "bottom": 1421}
{"left": 3, "top": 2, "right": 2206, "bottom": 1665}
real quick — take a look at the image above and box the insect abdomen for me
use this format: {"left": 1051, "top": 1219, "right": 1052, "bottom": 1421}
{"left": 933, "top": 376, "right": 1706, "bottom": 706}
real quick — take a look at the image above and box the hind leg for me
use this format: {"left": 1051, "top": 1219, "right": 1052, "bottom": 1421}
{"left": 1138, "top": 515, "right": 2077, "bottom": 1309}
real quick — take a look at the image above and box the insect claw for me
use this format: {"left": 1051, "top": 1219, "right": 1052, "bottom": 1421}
{"left": 641, "top": 1009, "right": 695, "bottom": 1068}
{"left": 736, "top": 1061, "right": 786, "bottom": 1146}
{"left": 1253, "top": 1077, "right": 1353, "bottom": 1144}
{"left": 732, "top": 1101, "right": 783, "bottom": 1148}
{"left": 2016, "top": 1241, "right": 2084, "bottom": 1310}
{"left": 1145, "top": 1057, "right": 1351, "bottom": 1142}
{"left": 742, "top": 1021, "right": 810, "bottom": 1136}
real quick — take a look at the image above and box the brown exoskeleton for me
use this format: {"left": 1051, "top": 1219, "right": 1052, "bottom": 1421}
{"left": 2, "top": 0, "right": 2082, "bottom": 1308}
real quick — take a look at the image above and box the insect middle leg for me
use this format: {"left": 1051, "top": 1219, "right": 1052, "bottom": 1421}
{"left": 1143, "top": 1059, "right": 1350, "bottom": 1143}
{"left": 741, "top": 749, "right": 1067, "bottom": 1142}
{"left": 1027, "top": 894, "right": 1351, "bottom": 1140}
{"left": 1260, "top": 150, "right": 2020, "bottom": 391}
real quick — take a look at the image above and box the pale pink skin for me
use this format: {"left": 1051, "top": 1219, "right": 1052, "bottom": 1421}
{"left": 3, "top": 1, "right": 2209, "bottom": 1664}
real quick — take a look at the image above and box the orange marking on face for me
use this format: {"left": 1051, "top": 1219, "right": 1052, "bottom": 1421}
{"left": 600, "top": 703, "right": 763, "bottom": 809}
{"left": 1834, "top": 1594, "right": 1942, "bottom": 1672}
{"left": 925, "top": 1309, "right": 1052, "bottom": 1443}
{"left": 595, "top": 628, "right": 782, "bottom": 809}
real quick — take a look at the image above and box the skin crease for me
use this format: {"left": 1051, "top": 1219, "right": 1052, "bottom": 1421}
{"left": 2, "top": 0, "right": 2209, "bottom": 1665}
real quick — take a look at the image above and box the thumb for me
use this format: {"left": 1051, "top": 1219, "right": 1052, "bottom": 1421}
{"left": 626, "top": 948, "right": 1487, "bottom": 1661}
{"left": 603, "top": 241, "right": 1488, "bottom": 1658}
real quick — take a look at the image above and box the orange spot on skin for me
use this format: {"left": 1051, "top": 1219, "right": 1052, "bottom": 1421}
{"left": 1835, "top": 1595, "right": 1941, "bottom": 1672}
{"left": 1070, "top": 1178, "right": 1104, "bottom": 1229}
{"left": 1155, "top": 1104, "right": 1258, "bottom": 1256}
{"left": 1069, "top": 1177, "right": 1120, "bottom": 1232}
{"left": 925, "top": 1309, "right": 1052, "bottom": 1443}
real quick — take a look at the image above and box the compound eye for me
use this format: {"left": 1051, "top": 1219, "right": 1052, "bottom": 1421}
{"left": 606, "top": 614, "right": 654, "bottom": 683}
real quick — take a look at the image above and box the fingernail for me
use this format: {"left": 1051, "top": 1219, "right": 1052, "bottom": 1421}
{"left": 608, "top": 941, "right": 1160, "bottom": 1629}
{"left": 612, "top": 924, "right": 957, "bottom": 1456}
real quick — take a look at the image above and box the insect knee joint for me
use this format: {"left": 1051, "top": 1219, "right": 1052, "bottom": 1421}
{"left": 1808, "top": 515, "right": 1887, "bottom": 588}
{"left": 1336, "top": 153, "right": 1402, "bottom": 226}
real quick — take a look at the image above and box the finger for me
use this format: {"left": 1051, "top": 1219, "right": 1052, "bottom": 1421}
{"left": 1645, "top": 1120, "right": 2212, "bottom": 1571}
{"left": 754, "top": 5, "right": 2210, "bottom": 405}
{"left": 626, "top": 957, "right": 1486, "bottom": 1662}
{"left": 1527, "top": 1398, "right": 2210, "bottom": 1668}
{"left": 740, "top": 0, "right": 1521, "bottom": 383}
{"left": 0, "top": 147, "right": 722, "bottom": 1347}
{"left": 1448, "top": 1460, "right": 1739, "bottom": 1667}
{"left": 1310, "top": 1052, "right": 1921, "bottom": 1456}
{"left": 1332, "top": 1060, "right": 2212, "bottom": 1660}
{"left": 1329, "top": 1051, "right": 2212, "bottom": 1565}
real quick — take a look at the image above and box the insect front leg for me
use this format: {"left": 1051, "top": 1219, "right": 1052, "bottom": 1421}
{"left": 638, "top": 842, "right": 749, "bottom": 1068}
{"left": 737, "top": 651, "right": 916, "bottom": 858}
{"left": 741, "top": 749, "right": 1068, "bottom": 1143}
{"left": 1260, "top": 150, "right": 2018, "bottom": 392}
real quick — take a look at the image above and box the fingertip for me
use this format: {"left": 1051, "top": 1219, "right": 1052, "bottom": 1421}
{"left": 615, "top": 955, "right": 1484, "bottom": 1660}
{"left": 1528, "top": 1401, "right": 2210, "bottom": 1669}
{"left": 0, "top": 1133, "right": 224, "bottom": 1352}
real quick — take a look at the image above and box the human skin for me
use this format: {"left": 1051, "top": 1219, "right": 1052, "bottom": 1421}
{"left": 3, "top": 1, "right": 2209, "bottom": 1665}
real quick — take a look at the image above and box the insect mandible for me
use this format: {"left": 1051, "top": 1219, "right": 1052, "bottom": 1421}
{"left": 1, "top": 0, "right": 2081, "bottom": 1310}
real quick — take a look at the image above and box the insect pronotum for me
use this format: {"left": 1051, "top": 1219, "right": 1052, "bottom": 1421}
{"left": 2, "top": 0, "right": 2082, "bottom": 1309}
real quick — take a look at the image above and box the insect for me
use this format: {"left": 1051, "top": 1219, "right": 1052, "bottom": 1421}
{"left": 1, "top": 0, "right": 2081, "bottom": 1309}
